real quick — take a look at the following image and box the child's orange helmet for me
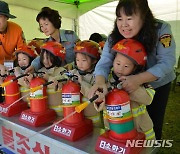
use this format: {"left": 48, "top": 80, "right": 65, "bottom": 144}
{"left": 111, "top": 39, "right": 147, "bottom": 66}
{"left": 41, "top": 41, "right": 66, "bottom": 61}
{"left": 15, "top": 45, "right": 37, "bottom": 58}
{"left": 74, "top": 40, "right": 100, "bottom": 60}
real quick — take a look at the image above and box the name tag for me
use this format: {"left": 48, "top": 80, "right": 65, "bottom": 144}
{"left": 4, "top": 60, "right": 14, "bottom": 70}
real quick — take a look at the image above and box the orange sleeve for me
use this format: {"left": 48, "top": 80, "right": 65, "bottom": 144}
{"left": 0, "top": 22, "right": 26, "bottom": 64}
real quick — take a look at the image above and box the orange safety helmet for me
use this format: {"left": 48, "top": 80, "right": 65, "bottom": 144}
{"left": 28, "top": 39, "right": 44, "bottom": 55}
{"left": 99, "top": 41, "right": 105, "bottom": 49}
{"left": 15, "top": 45, "right": 37, "bottom": 59}
{"left": 111, "top": 39, "right": 147, "bottom": 66}
{"left": 74, "top": 40, "right": 100, "bottom": 60}
{"left": 41, "top": 41, "right": 66, "bottom": 61}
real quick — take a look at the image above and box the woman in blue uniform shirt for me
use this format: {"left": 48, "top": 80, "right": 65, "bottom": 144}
{"left": 26, "top": 7, "right": 79, "bottom": 72}
{"left": 89, "top": 0, "right": 176, "bottom": 140}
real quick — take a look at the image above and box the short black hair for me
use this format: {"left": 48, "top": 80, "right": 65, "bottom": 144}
{"left": 89, "top": 33, "right": 103, "bottom": 43}
{"left": 40, "top": 49, "right": 62, "bottom": 67}
{"left": 36, "top": 7, "right": 62, "bottom": 30}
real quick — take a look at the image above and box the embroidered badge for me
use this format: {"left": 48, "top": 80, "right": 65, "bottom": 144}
{"left": 75, "top": 45, "right": 84, "bottom": 51}
{"left": 159, "top": 34, "right": 171, "bottom": 48}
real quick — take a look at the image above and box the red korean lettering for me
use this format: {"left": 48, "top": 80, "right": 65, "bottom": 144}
{"left": 2, "top": 126, "right": 14, "bottom": 150}
{"left": 16, "top": 132, "right": 30, "bottom": 154}
{"left": 32, "top": 142, "right": 50, "bottom": 154}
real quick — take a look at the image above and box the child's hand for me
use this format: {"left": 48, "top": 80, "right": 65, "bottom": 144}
{"left": 77, "top": 74, "right": 82, "bottom": 83}
{"left": 24, "top": 74, "right": 33, "bottom": 86}
{"left": 42, "top": 73, "right": 49, "bottom": 80}
{"left": 0, "top": 76, "right": 3, "bottom": 84}
{"left": 14, "top": 67, "right": 21, "bottom": 77}
{"left": 48, "top": 80, "right": 58, "bottom": 90}
{"left": 57, "top": 82, "right": 65, "bottom": 90}
{"left": 64, "top": 63, "right": 73, "bottom": 71}
{"left": 0, "top": 64, "right": 7, "bottom": 76}
{"left": 24, "top": 65, "right": 35, "bottom": 74}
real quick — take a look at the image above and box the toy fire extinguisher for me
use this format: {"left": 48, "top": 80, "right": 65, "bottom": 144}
{"left": 19, "top": 76, "right": 56, "bottom": 127}
{"left": 29, "top": 77, "right": 48, "bottom": 113}
{"left": 105, "top": 88, "right": 137, "bottom": 140}
{"left": 0, "top": 74, "right": 28, "bottom": 116}
{"left": 3, "top": 75, "right": 21, "bottom": 104}
{"left": 51, "top": 73, "right": 93, "bottom": 141}
{"left": 61, "top": 74, "right": 84, "bottom": 124}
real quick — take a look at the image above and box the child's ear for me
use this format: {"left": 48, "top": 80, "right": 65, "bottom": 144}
{"left": 133, "top": 65, "right": 137, "bottom": 72}
{"left": 92, "top": 59, "right": 97, "bottom": 65}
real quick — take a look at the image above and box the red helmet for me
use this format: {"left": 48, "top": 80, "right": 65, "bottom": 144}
{"left": 15, "top": 45, "right": 37, "bottom": 58}
{"left": 111, "top": 39, "right": 147, "bottom": 66}
{"left": 74, "top": 40, "right": 100, "bottom": 60}
{"left": 28, "top": 39, "right": 44, "bottom": 55}
{"left": 41, "top": 41, "right": 66, "bottom": 61}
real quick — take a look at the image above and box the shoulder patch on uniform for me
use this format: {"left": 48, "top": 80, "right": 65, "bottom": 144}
{"left": 65, "top": 30, "right": 74, "bottom": 34}
{"left": 159, "top": 34, "right": 171, "bottom": 48}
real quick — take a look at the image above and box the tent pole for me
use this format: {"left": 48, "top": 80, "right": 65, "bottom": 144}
{"left": 73, "top": 18, "right": 79, "bottom": 37}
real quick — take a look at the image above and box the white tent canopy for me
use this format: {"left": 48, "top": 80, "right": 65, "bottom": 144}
{"left": 6, "top": 0, "right": 180, "bottom": 61}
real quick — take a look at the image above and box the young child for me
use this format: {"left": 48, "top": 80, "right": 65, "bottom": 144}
{"left": 14, "top": 45, "right": 37, "bottom": 102}
{"left": 96, "top": 39, "right": 156, "bottom": 140}
{"left": 70, "top": 40, "right": 102, "bottom": 127}
{"left": 36, "top": 41, "right": 68, "bottom": 116}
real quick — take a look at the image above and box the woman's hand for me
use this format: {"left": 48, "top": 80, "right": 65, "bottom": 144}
{"left": 120, "top": 72, "right": 158, "bottom": 93}
{"left": 120, "top": 75, "right": 141, "bottom": 93}
{"left": 88, "top": 76, "right": 108, "bottom": 102}
{"left": 94, "top": 100, "right": 105, "bottom": 112}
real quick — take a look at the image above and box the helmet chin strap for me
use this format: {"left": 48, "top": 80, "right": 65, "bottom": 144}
{"left": 77, "top": 68, "right": 94, "bottom": 76}
{"left": 21, "top": 63, "right": 31, "bottom": 70}
{"left": 44, "top": 64, "right": 54, "bottom": 70}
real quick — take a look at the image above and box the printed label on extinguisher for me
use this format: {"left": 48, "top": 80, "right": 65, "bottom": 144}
{"left": 62, "top": 93, "right": 80, "bottom": 105}
{"left": 30, "top": 89, "right": 43, "bottom": 98}
{"left": 106, "top": 101, "right": 130, "bottom": 118}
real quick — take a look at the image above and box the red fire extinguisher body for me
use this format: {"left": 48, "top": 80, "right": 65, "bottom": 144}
{"left": 62, "top": 80, "right": 84, "bottom": 124}
{"left": 106, "top": 89, "right": 137, "bottom": 140}
{"left": 4, "top": 75, "right": 20, "bottom": 104}
{"left": 30, "top": 77, "right": 47, "bottom": 113}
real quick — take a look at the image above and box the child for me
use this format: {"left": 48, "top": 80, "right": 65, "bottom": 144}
{"left": 14, "top": 45, "right": 37, "bottom": 77}
{"left": 71, "top": 40, "right": 102, "bottom": 127}
{"left": 36, "top": 41, "right": 67, "bottom": 116}
{"left": 14, "top": 45, "right": 37, "bottom": 102}
{"left": 96, "top": 39, "right": 156, "bottom": 140}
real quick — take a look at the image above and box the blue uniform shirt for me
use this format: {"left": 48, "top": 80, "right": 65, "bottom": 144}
{"left": 94, "top": 19, "right": 176, "bottom": 89}
{"left": 32, "top": 29, "right": 79, "bottom": 69}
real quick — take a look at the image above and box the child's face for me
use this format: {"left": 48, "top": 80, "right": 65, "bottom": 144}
{"left": 42, "top": 51, "right": 53, "bottom": 68}
{"left": 76, "top": 53, "right": 92, "bottom": 72}
{"left": 18, "top": 53, "right": 30, "bottom": 68}
{"left": 113, "top": 53, "right": 135, "bottom": 77}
